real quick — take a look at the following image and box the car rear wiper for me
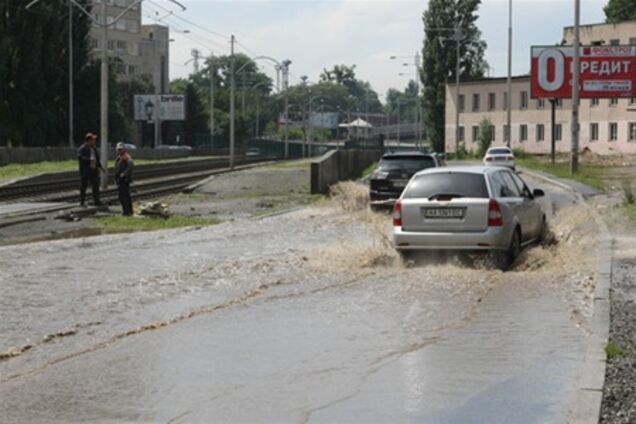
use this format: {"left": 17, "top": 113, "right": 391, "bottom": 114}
{"left": 428, "top": 193, "right": 464, "bottom": 201}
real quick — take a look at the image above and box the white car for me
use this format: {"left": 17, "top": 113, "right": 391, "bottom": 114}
{"left": 483, "top": 146, "right": 515, "bottom": 170}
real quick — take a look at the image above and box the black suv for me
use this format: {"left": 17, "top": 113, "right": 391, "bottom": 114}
{"left": 369, "top": 151, "right": 442, "bottom": 207}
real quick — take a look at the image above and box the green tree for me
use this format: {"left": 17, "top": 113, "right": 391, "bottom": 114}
{"left": 0, "top": 0, "right": 94, "bottom": 146}
{"left": 385, "top": 80, "right": 419, "bottom": 123}
{"left": 421, "top": 0, "right": 488, "bottom": 153}
{"left": 320, "top": 64, "right": 383, "bottom": 114}
{"left": 477, "top": 117, "right": 493, "bottom": 156}
{"left": 604, "top": 0, "right": 636, "bottom": 23}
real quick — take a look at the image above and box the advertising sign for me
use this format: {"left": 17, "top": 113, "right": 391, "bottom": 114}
{"left": 531, "top": 45, "right": 636, "bottom": 98}
{"left": 309, "top": 112, "right": 338, "bottom": 129}
{"left": 134, "top": 94, "right": 186, "bottom": 121}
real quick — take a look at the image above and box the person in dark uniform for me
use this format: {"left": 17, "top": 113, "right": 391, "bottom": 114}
{"left": 114, "top": 142, "right": 134, "bottom": 216}
{"left": 77, "top": 132, "right": 104, "bottom": 207}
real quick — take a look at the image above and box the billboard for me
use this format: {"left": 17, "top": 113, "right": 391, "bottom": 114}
{"left": 134, "top": 94, "right": 186, "bottom": 121}
{"left": 531, "top": 45, "right": 636, "bottom": 98}
{"left": 309, "top": 112, "right": 338, "bottom": 129}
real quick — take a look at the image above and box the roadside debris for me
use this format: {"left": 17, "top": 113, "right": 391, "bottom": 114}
{"left": 138, "top": 201, "right": 169, "bottom": 218}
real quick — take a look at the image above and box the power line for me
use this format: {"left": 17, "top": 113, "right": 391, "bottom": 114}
{"left": 147, "top": 0, "right": 229, "bottom": 40}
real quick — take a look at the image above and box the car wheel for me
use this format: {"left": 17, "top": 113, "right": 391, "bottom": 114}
{"left": 538, "top": 216, "right": 548, "bottom": 243}
{"left": 398, "top": 250, "right": 413, "bottom": 261}
{"left": 495, "top": 228, "right": 521, "bottom": 271}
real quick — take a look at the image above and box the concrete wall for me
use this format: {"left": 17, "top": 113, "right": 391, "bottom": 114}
{"left": 310, "top": 149, "right": 382, "bottom": 194}
{"left": 0, "top": 147, "right": 191, "bottom": 166}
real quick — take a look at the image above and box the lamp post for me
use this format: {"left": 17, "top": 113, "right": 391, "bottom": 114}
{"left": 571, "top": 0, "right": 580, "bottom": 173}
{"left": 26, "top": 0, "right": 185, "bottom": 189}
{"left": 506, "top": 0, "right": 513, "bottom": 147}
{"left": 391, "top": 52, "right": 423, "bottom": 148}
{"left": 234, "top": 55, "right": 291, "bottom": 160}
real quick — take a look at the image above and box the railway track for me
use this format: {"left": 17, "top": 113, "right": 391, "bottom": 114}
{"left": 0, "top": 157, "right": 269, "bottom": 203}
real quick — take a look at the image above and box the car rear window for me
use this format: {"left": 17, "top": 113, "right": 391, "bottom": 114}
{"left": 378, "top": 156, "right": 436, "bottom": 172}
{"left": 488, "top": 148, "right": 512, "bottom": 155}
{"left": 403, "top": 172, "right": 489, "bottom": 199}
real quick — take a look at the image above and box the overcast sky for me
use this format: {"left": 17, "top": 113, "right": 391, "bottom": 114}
{"left": 147, "top": 0, "right": 607, "bottom": 101}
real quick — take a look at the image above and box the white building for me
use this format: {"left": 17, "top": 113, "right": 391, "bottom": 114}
{"left": 445, "top": 20, "right": 636, "bottom": 154}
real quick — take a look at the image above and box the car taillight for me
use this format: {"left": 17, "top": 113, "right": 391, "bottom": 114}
{"left": 393, "top": 200, "right": 402, "bottom": 227}
{"left": 486, "top": 157, "right": 493, "bottom": 161}
{"left": 488, "top": 199, "right": 503, "bottom": 227}
{"left": 507, "top": 155, "right": 514, "bottom": 160}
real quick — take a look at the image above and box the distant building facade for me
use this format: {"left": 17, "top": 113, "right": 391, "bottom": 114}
{"left": 445, "top": 20, "right": 636, "bottom": 154}
{"left": 89, "top": 0, "right": 168, "bottom": 88}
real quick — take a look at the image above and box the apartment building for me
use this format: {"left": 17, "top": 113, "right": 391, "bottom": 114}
{"left": 445, "top": 20, "right": 636, "bottom": 154}
{"left": 88, "top": 0, "right": 168, "bottom": 88}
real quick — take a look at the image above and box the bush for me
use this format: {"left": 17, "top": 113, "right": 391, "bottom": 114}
{"left": 478, "top": 117, "right": 493, "bottom": 157}
{"left": 622, "top": 179, "right": 635, "bottom": 205}
{"left": 512, "top": 147, "right": 529, "bottom": 159}
{"left": 453, "top": 142, "right": 473, "bottom": 160}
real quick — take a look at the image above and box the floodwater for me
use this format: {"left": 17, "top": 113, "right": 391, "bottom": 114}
{"left": 0, "top": 177, "right": 601, "bottom": 423}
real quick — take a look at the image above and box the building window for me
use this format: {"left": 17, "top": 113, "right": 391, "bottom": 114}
{"left": 116, "top": 63, "right": 126, "bottom": 74}
{"left": 116, "top": 40, "right": 127, "bottom": 53}
{"left": 458, "top": 126, "right": 465, "bottom": 142}
{"left": 128, "top": 43, "right": 139, "bottom": 56}
{"left": 520, "top": 125, "right": 528, "bottom": 142}
{"left": 488, "top": 93, "right": 496, "bottom": 111}
{"left": 590, "top": 123, "right": 599, "bottom": 142}
{"left": 555, "top": 124, "right": 562, "bottom": 141}
{"left": 472, "top": 125, "right": 479, "bottom": 142}
{"left": 520, "top": 91, "right": 528, "bottom": 109}
{"left": 128, "top": 65, "right": 136, "bottom": 75}
{"left": 472, "top": 94, "right": 480, "bottom": 112}
{"left": 537, "top": 99, "right": 545, "bottom": 109}
{"left": 503, "top": 92, "right": 508, "bottom": 110}
{"left": 490, "top": 125, "right": 496, "bottom": 142}
{"left": 115, "top": 19, "right": 126, "bottom": 31}
{"left": 609, "top": 122, "right": 618, "bottom": 141}
{"left": 107, "top": 40, "right": 114, "bottom": 51}
{"left": 609, "top": 39, "right": 620, "bottom": 46}
{"left": 503, "top": 124, "right": 510, "bottom": 143}
{"left": 458, "top": 94, "right": 465, "bottom": 112}
{"left": 609, "top": 98, "right": 618, "bottom": 107}
{"left": 630, "top": 98, "right": 636, "bottom": 106}
{"left": 555, "top": 98, "right": 562, "bottom": 108}
{"left": 591, "top": 40, "right": 604, "bottom": 46}
{"left": 90, "top": 37, "right": 98, "bottom": 49}
{"left": 537, "top": 124, "right": 545, "bottom": 142}
{"left": 629, "top": 123, "right": 636, "bottom": 141}
{"left": 128, "top": 19, "right": 139, "bottom": 33}
{"left": 591, "top": 98, "right": 599, "bottom": 107}
{"left": 630, "top": 37, "right": 636, "bottom": 45}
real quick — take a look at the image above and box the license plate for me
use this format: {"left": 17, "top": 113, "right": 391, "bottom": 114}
{"left": 424, "top": 207, "right": 466, "bottom": 219}
{"left": 392, "top": 180, "right": 408, "bottom": 188}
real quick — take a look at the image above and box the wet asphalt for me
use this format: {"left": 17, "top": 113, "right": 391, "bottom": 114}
{"left": 0, "top": 177, "right": 600, "bottom": 423}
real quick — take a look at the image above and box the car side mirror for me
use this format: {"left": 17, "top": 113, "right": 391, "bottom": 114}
{"left": 532, "top": 188, "right": 545, "bottom": 197}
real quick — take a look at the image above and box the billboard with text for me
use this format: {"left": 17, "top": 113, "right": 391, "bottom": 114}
{"left": 531, "top": 45, "right": 636, "bottom": 98}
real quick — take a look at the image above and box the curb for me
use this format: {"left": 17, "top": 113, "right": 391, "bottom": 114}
{"left": 521, "top": 167, "right": 612, "bottom": 424}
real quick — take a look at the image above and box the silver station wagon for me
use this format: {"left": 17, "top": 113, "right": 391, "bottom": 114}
{"left": 392, "top": 166, "right": 547, "bottom": 270}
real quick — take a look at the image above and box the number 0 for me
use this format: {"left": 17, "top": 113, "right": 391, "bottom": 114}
{"left": 538, "top": 49, "right": 565, "bottom": 92}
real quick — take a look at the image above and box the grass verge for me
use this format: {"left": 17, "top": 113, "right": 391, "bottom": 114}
{"left": 606, "top": 342, "right": 627, "bottom": 359}
{"left": 0, "top": 158, "right": 167, "bottom": 180}
{"left": 517, "top": 157, "right": 605, "bottom": 190}
{"left": 90, "top": 215, "right": 221, "bottom": 233}
{"left": 624, "top": 203, "right": 636, "bottom": 222}
{"left": 267, "top": 159, "right": 311, "bottom": 170}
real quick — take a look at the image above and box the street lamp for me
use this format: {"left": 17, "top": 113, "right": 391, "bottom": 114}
{"left": 390, "top": 52, "right": 422, "bottom": 149}
{"left": 433, "top": 26, "right": 466, "bottom": 153}
{"left": 234, "top": 55, "right": 292, "bottom": 160}
{"left": 27, "top": 0, "right": 186, "bottom": 189}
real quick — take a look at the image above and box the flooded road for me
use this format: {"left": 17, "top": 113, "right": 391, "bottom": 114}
{"left": 0, "top": 177, "right": 600, "bottom": 423}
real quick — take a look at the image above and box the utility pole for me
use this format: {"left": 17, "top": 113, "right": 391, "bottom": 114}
{"left": 100, "top": 0, "right": 108, "bottom": 189}
{"left": 68, "top": 0, "right": 74, "bottom": 147}
{"left": 209, "top": 63, "right": 214, "bottom": 147}
{"left": 454, "top": 28, "right": 462, "bottom": 153}
{"left": 190, "top": 48, "right": 202, "bottom": 73}
{"left": 282, "top": 60, "right": 291, "bottom": 159}
{"left": 414, "top": 51, "right": 422, "bottom": 149}
{"left": 571, "top": 0, "right": 580, "bottom": 173}
{"left": 506, "top": 0, "right": 512, "bottom": 147}
{"left": 229, "top": 34, "right": 236, "bottom": 169}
